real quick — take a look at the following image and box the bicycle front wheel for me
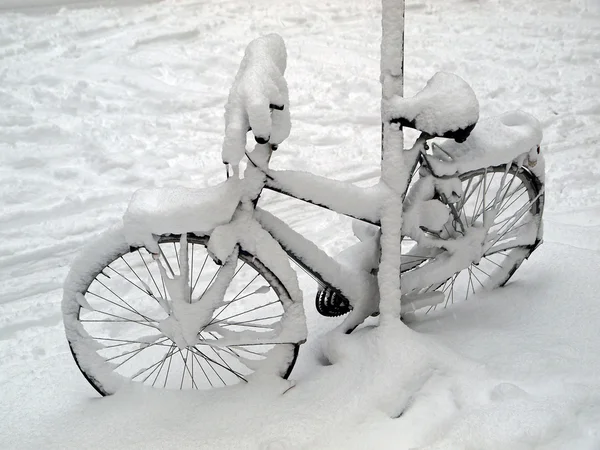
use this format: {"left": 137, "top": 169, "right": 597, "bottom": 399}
{"left": 63, "top": 228, "right": 300, "bottom": 396}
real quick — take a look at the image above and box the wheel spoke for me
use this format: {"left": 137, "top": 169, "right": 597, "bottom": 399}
{"left": 120, "top": 256, "right": 158, "bottom": 300}
{"left": 137, "top": 250, "right": 163, "bottom": 299}
{"left": 94, "top": 278, "right": 156, "bottom": 322}
{"left": 106, "top": 337, "right": 169, "bottom": 363}
{"left": 227, "top": 345, "right": 263, "bottom": 358}
{"left": 218, "top": 314, "right": 283, "bottom": 329}
{"left": 106, "top": 264, "right": 159, "bottom": 305}
{"left": 210, "top": 300, "right": 281, "bottom": 326}
{"left": 471, "top": 263, "right": 491, "bottom": 278}
{"left": 471, "top": 168, "right": 487, "bottom": 225}
{"left": 190, "top": 346, "right": 245, "bottom": 384}
{"left": 128, "top": 344, "right": 174, "bottom": 383}
{"left": 149, "top": 345, "right": 177, "bottom": 386}
{"left": 218, "top": 286, "right": 266, "bottom": 307}
{"left": 190, "top": 347, "right": 195, "bottom": 389}
{"left": 469, "top": 266, "right": 486, "bottom": 289}
{"left": 173, "top": 242, "right": 180, "bottom": 269}
{"left": 204, "top": 332, "right": 248, "bottom": 358}
{"left": 164, "top": 345, "right": 175, "bottom": 388}
{"left": 83, "top": 308, "right": 159, "bottom": 330}
{"left": 200, "top": 352, "right": 227, "bottom": 386}
{"left": 192, "top": 254, "right": 210, "bottom": 295}
{"left": 86, "top": 289, "right": 153, "bottom": 322}
{"left": 94, "top": 336, "right": 170, "bottom": 349}
{"left": 207, "top": 344, "right": 253, "bottom": 384}
{"left": 487, "top": 192, "right": 542, "bottom": 250}
{"left": 190, "top": 243, "right": 195, "bottom": 300}
{"left": 196, "top": 265, "right": 223, "bottom": 301}
{"left": 191, "top": 351, "right": 213, "bottom": 387}
{"left": 459, "top": 175, "right": 483, "bottom": 211}
{"left": 111, "top": 345, "right": 151, "bottom": 369}
{"left": 204, "top": 271, "right": 260, "bottom": 327}
{"left": 178, "top": 350, "right": 198, "bottom": 389}
{"left": 495, "top": 185, "right": 528, "bottom": 219}
{"left": 208, "top": 347, "right": 237, "bottom": 373}
{"left": 448, "top": 272, "right": 456, "bottom": 306}
{"left": 488, "top": 221, "right": 533, "bottom": 251}
{"left": 483, "top": 256, "right": 504, "bottom": 269}
{"left": 159, "top": 246, "right": 176, "bottom": 278}
{"left": 80, "top": 318, "right": 158, "bottom": 324}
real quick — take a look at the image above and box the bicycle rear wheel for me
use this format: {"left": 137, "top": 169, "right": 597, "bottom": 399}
{"left": 403, "top": 163, "right": 544, "bottom": 310}
{"left": 63, "top": 229, "right": 300, "bottom": 396}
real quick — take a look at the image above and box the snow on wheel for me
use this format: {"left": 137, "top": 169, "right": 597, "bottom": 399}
{"left": 404, "top": 163, "right": 544, "bottom": 310}
{"left": 62, "top": 228, "right": 299, "bottom": 396}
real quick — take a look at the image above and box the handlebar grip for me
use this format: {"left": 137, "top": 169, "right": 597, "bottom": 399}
{"left": 246, "top": 104, "right": 284, "bottom": 144}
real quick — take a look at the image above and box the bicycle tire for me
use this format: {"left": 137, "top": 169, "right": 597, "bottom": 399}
{"left": 63, "top": 228, "right": 300, "bottom": 396}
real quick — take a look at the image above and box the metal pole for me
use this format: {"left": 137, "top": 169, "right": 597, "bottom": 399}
{"left": 378, "top": 0, "right": 405, "bottom": 324}
{"left": 381, "top": 0, "right": 405, "bottom": 105}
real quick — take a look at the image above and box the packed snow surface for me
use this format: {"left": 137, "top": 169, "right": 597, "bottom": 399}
{"left": 1, "top": 0, "right": 600, "bottom": 448}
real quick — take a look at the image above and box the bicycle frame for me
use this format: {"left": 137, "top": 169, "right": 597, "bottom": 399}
{"left": 120, "top": 0, "right": 545, "bottom": 338}
{"left": 234, "top": 136, "right": 478, "bottom": 331}
{"left": 263, "top": 137, "right": 430, "bottom": 226}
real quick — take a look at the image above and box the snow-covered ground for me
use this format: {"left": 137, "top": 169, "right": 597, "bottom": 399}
{"left": 1, "top": 0, "right": 599, "bottom": 448}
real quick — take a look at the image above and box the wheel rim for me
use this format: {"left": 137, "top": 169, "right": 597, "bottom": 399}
{"left": 402, "top": 164, "right": 543, "bottom": 311}
{"left": 72, "top": 234, "right": 293, "bottom": 393}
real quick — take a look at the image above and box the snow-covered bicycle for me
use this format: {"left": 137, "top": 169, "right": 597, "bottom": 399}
{"left": 62, "top": 15, "right": 544, "bottom": 397}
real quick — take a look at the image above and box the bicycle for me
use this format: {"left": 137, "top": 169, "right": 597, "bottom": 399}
{"left": 62, "top": 11, "right": 544, "bottom": 397}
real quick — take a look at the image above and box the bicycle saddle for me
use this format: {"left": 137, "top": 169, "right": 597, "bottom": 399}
{"left": 385, "top": 72, "right": 479, "bottom": 143}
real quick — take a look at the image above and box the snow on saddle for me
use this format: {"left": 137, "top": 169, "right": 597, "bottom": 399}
{"left": 384, "top": 72, "right": 480, "bottom": 143}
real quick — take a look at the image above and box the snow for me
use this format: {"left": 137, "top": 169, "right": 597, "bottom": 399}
{"left": 439, "top": 110, "right": 544, "bottom": 177}
{"left": 1, "top": 0, "right": 600, "bottom": 448}
{"left": 267, "top": 169, "right": 385, "bottom": 223}
{"left": 222, "top": 34, "right": 291, "bottom": 166}
{"left": 380, "top": 0, "right": 405, "bottom": 99}
{"left": 207, "top": 208, "right": 309, "bottom": 348}
{"left": 378, "top": 0, "right": 407, "bottom": 323}
{"left": 255, "top": 207, "right": 379, "bottom": 333}
{"left": 123, "top": 178, "right": 243, "bottom": 251}
{"left": 385, "top": 72, "right": 480, "bottom": 140}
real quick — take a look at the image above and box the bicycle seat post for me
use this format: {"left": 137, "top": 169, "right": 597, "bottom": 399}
{"left": 378, "top": 0, "right": 406, "bottom": 324}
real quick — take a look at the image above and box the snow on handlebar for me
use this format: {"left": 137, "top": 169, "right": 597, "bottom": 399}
{"left": 222, "top": 34, "right": 292, "bottom": 167}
